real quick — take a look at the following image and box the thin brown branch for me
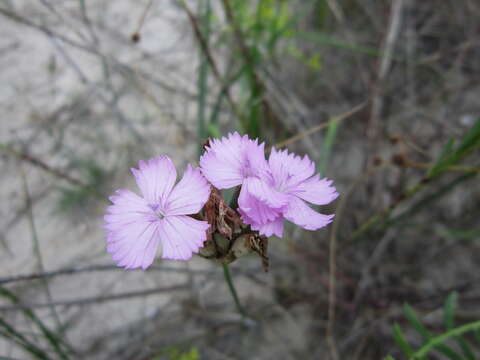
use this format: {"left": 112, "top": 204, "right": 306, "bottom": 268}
{"left": 274, "top": 101, "right": 368, "bottom": 149}
{"left": 368, "top": 0, "right": 405, "bottom": 140}
{"left": 220, "top": 0, "right": 283, "bottom": 133}
{"left": 403, "top": 161, "right": 480, "bottom": 173}
{"left": 0, "top": 264, "right": 213, "bottom": 285}
{"left": 132, "top": 0, "right": 155, "bottom": 37}
{"left": 180, "top": 0, "right": 242, "bottom": 122}
{"left": 326, "top": 167, "right": 380, "bottom": 360}
{"left": 19, "top": 163, "right": 64, "bottom": 332}
{"left": 1, "top": 144, "right": 86, "bottom": 188}
{"left": 0, "top": 285, "right": 188, "bottom": 311}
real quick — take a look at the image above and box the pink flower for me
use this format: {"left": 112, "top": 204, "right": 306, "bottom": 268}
{"left": 199, "top": 132, "right": 269, "bottom": 189}
{"left": 104, "top": 156, "right": 210, "bottom": 269}
{"left": 200, "top": 132, "right": 338, "bottom": 238}
{"left": 200, "top": 132, "right": 276, "bottom": 227}
{"left": 241, "top": 148, "right": 338, "bottom": 237}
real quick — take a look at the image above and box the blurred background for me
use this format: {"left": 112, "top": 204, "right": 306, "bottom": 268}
{"left": 1, "top": 0, "right": 479, "bottom": 359}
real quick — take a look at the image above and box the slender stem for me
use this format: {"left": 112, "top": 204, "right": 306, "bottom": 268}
{"left": 273, "top": 102, "right": 367, "bottom": 150}
{"left": 19, "top": 165, "right": 71, "bottom": 359}
{"left": 404, "top": 160, "right": 480, "bottom": 173}
{"left": 352, "top": 170, "right": 477, "bottom": 239}
{"left": 412, "top": 321, "right": 480, "bottom": 359}
{"left": 179, "top": 0, "right": 243, "bottom": 123}
{"left": 222, "top": 263, "right": 246, "bottom": 317}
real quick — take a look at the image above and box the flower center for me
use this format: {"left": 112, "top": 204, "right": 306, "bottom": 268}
{"left": 149, "top": 203, "right": 165, "bottom": 219}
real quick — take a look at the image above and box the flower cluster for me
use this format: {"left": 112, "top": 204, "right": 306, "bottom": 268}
{"left": 200, "top": 133, "right": 338, "bottom": 238}
{"left": 104, "top": 132, "right": 338, "bottom": 269}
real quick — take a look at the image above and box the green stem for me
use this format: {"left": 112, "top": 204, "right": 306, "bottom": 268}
{"left": 351, "top": 177, "right": 431, "bottom": 239}
{"left": 411, "top": 321, "right": 480, "bottom": 359}
{"left": 222, "top": 263, "right": 246, "bottom": 317}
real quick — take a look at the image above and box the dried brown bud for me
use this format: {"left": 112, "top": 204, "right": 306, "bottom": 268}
{"left": 389, "top": 135, "right": 401, "bottom": 144}
{"left": 372, "top": 156, "right": 383, "bottom": 166}
{"left": 131, "top": 33, "right": 141, "bottom": 43}
{"left": 391, "top": 153, "right": 407, "bottom": 166}
{"left": 202, "top": 138, "right": 211, "bottom": 150}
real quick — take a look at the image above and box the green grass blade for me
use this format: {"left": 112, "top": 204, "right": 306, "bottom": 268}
{"left": 393, "top": 323, "right": 415, "bottom": 357}
{"left": 453, "top": 118, "right": 480, "bottom": 159}
{"left": 0, "top": 287, "right": 71, "bottom": 359}
{"left": 403, "top": 304, "right": 431, "bottom": 339}
{"left": 411, "top": 321, "right": 480, "bottom": 359}
{"left": 319, "top": 118, "right": 339, "bottom": 176}
{"left": 207, "top": 61, "right": 247, "bottom": 137}
{"left": 436, "top": 227, "right": 480, "bottom": 241}
{"left": 457, "top": 338, "right": 476, "bottom": 360}
{"left": 429, "top": 118, "right": 480, "bottom": 178}
{"left": 444, "top": 292, "right": 458, "bottom": 330}
{"left": 443, "top": 292, "right": 476, "bottom": 360}
{"left": 474, "top": 328, "right": 480, "bottom": 345}
{"left": 293, "top": 31, "right": 384, "bottom": 57}
{"left": 403, "top": 304, "right": 463, "bottom": 360}
{"left": 0, "top": 318, "right": 51, "bottom": 359}
{"left": 389, "top": 172, "right": 477, "bottom": 227}
{"left": 428, "top": 138, "right": 455, "bottom": 177}
{"left": 196, "top": 0, "right": 212, "bottom": 154}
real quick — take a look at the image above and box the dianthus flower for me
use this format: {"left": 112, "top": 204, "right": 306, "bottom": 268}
{"left": 104, "top": 156, "right": 210, "bottom": 269}
{"left": 200, "top": 133, "right": 338, "bottom": 238}
{"left": 241, "top": 148, "right": 338, "bottom": 237}
{"left": 199, "top": 132, "right": 277, "bottom": 228}
{"left": 199, "top": 132, "right": 269, "bottom": 188}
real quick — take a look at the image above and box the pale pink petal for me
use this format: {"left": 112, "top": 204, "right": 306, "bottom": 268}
{"left": 268, "top": 148, "right": 315, "bottom": 190}
{"left": 283, "top": 196, "right": 334, "bottom": 231}
{"left": 108, "top": 189, "right": 151, "bottom": 213}
{"left": 104, "top": 189, "right": 155, "bottom": 230}
{"left": 158, "top": 216, "right": 209, "bottom": 260}
{"left": 200, "top": 132, "right": 270, "bottom": 188}
{"left": 243, "top": 139, "right": 269, "bottom": 179}
{"left": 238, "top": 184, "right": 281, "bottom": 224}
{"left": 165, "top": 165, "right": 211, "bottom": 216}
{"left": 105, "top": 188, "right": 161, "bottom": 269}
{"left": 131, "top": 156, "right": 177, "bottom": 205}
{"left": 294, "top": 175, "right": 339, "bottom": 205}
{"left": 251, "top": 217, "right": 284, "bottom": 238}
{"left": 200, "top": 132, "right": 245, "bottom": 188}
{"left": 107, "top": 220, "right": 160, "bottom": 270}
{"left": 244, "top": 177, "right": 289, "bottom": 208}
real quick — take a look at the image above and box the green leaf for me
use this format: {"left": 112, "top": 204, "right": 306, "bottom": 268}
{"left": 454, "top": 118, "right": 480, "bottom": 158}
{"left": 196, "top": 0, "right": 212, "bottom": 154}
{"left": 393, "top": 323, "right": 415, "bottom": 357}
{"left": 0, "top": 318, "right": 51, "bottom": 359}
{"left": 0, "top": 287, "right": 70, "bottom": 359}
{"left": 403, "top": 304, "right": 463, "bottom": 360}
{"left": 428, "top": 119, "right": 480, "bottom": 178}
{"left": 428, "top": 138, "right": 455, "bottom": 177}
{"left": 443, "top": 292, "right": 475, "bottom": 359}
{"left": 403, "top": 304, "right": 431, "bottom": 339}
{"left": 293, "top": 31, "right": 384, "bottom": 57}
{"left": 443, "top": 292, "right": 458, "bottom": 330}
{"left": 319, "top": 118, "right": 339, "bottom": 176}
{"left": 457, "top": 338, "right": 476, "bottom": 360}
{"left": 436, "top": 227, "right": 480, "bottom": 241}
{"left": 474, "top": 328, "right": 480, "bottom": 344}
{"left": 411, "top": 321, "right": 480, "bottom": 359}
{"left": 207, "top": 123, "right": 221, "bottom": 138}
{"left": 390, "top": 172, "right": 477, "bottom": 227}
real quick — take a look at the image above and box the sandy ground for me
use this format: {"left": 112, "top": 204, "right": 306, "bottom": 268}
{"left": 0, "top": 1, "right": 235, "bottom": 358}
